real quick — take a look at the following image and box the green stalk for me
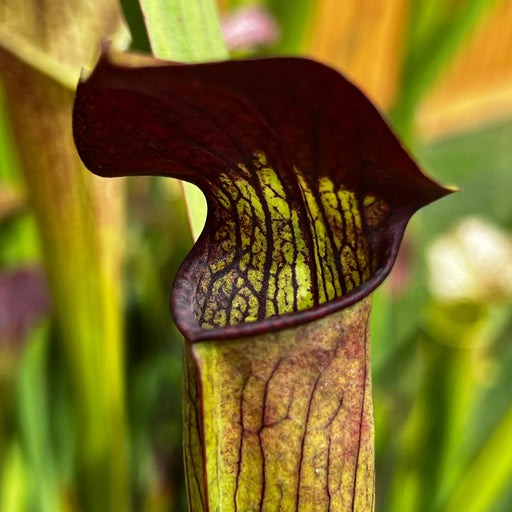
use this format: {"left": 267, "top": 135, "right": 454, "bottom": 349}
{"left": 0, "top": 2, "right": 130, "bottom": 510}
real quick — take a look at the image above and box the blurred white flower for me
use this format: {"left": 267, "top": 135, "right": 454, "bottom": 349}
{"left": 221, "top": 5, "right": 280, "bottom": 52}
{"left": 428, "top": 217, "right": 512, "bottom": 303}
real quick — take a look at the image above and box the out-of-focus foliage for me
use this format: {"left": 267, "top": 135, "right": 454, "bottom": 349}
{"left": 1, "top": 1, "right": 132, "bottom": 511}
{"left": 1, "top": 0, "right": 511, "bottom": 511}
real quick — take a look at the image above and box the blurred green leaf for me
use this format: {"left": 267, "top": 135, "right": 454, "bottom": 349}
{"left": 17, "top": 322, "right": 61, "bottom": 512}
{"left": 264, "top": 0, "right": 315, "bottom": 53}
{"left": 0, "top": 443, "right": 29, "bottom": 512}
{"left": 139, "top": 0, "right": 228, "bottom": 62}
{"left": 0, "top": 83, "right": 39, "bottom": 266}
{"left": 418, "top": 120, "right": 512, "bottom": 233}
{"left": 440, "top": 404, "right": 512, "bottom": 512}
{"left": 0, "top": 83, "right": 21, "bottom": 185}
{"left": 391, "top": 0, "right": 502, "bottom": 141}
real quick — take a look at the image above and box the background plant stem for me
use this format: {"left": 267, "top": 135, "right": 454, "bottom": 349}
{"left": 0, "top": 1, "right": 130, "bottom": 509}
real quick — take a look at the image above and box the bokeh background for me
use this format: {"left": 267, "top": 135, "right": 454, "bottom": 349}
{"left": 1, "top": 0, "right": 512, "bottom": 510}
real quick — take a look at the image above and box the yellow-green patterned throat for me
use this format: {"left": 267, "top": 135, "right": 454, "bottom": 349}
{"left": 192, "top": 151, "right": 389, "bottom": 330}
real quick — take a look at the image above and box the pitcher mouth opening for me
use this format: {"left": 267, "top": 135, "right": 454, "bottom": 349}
{"left": 73, "top": 51, "right": 454, "bottom": 346}
{"left": 170, "top": 216, "right": 408, "bottom": 343}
